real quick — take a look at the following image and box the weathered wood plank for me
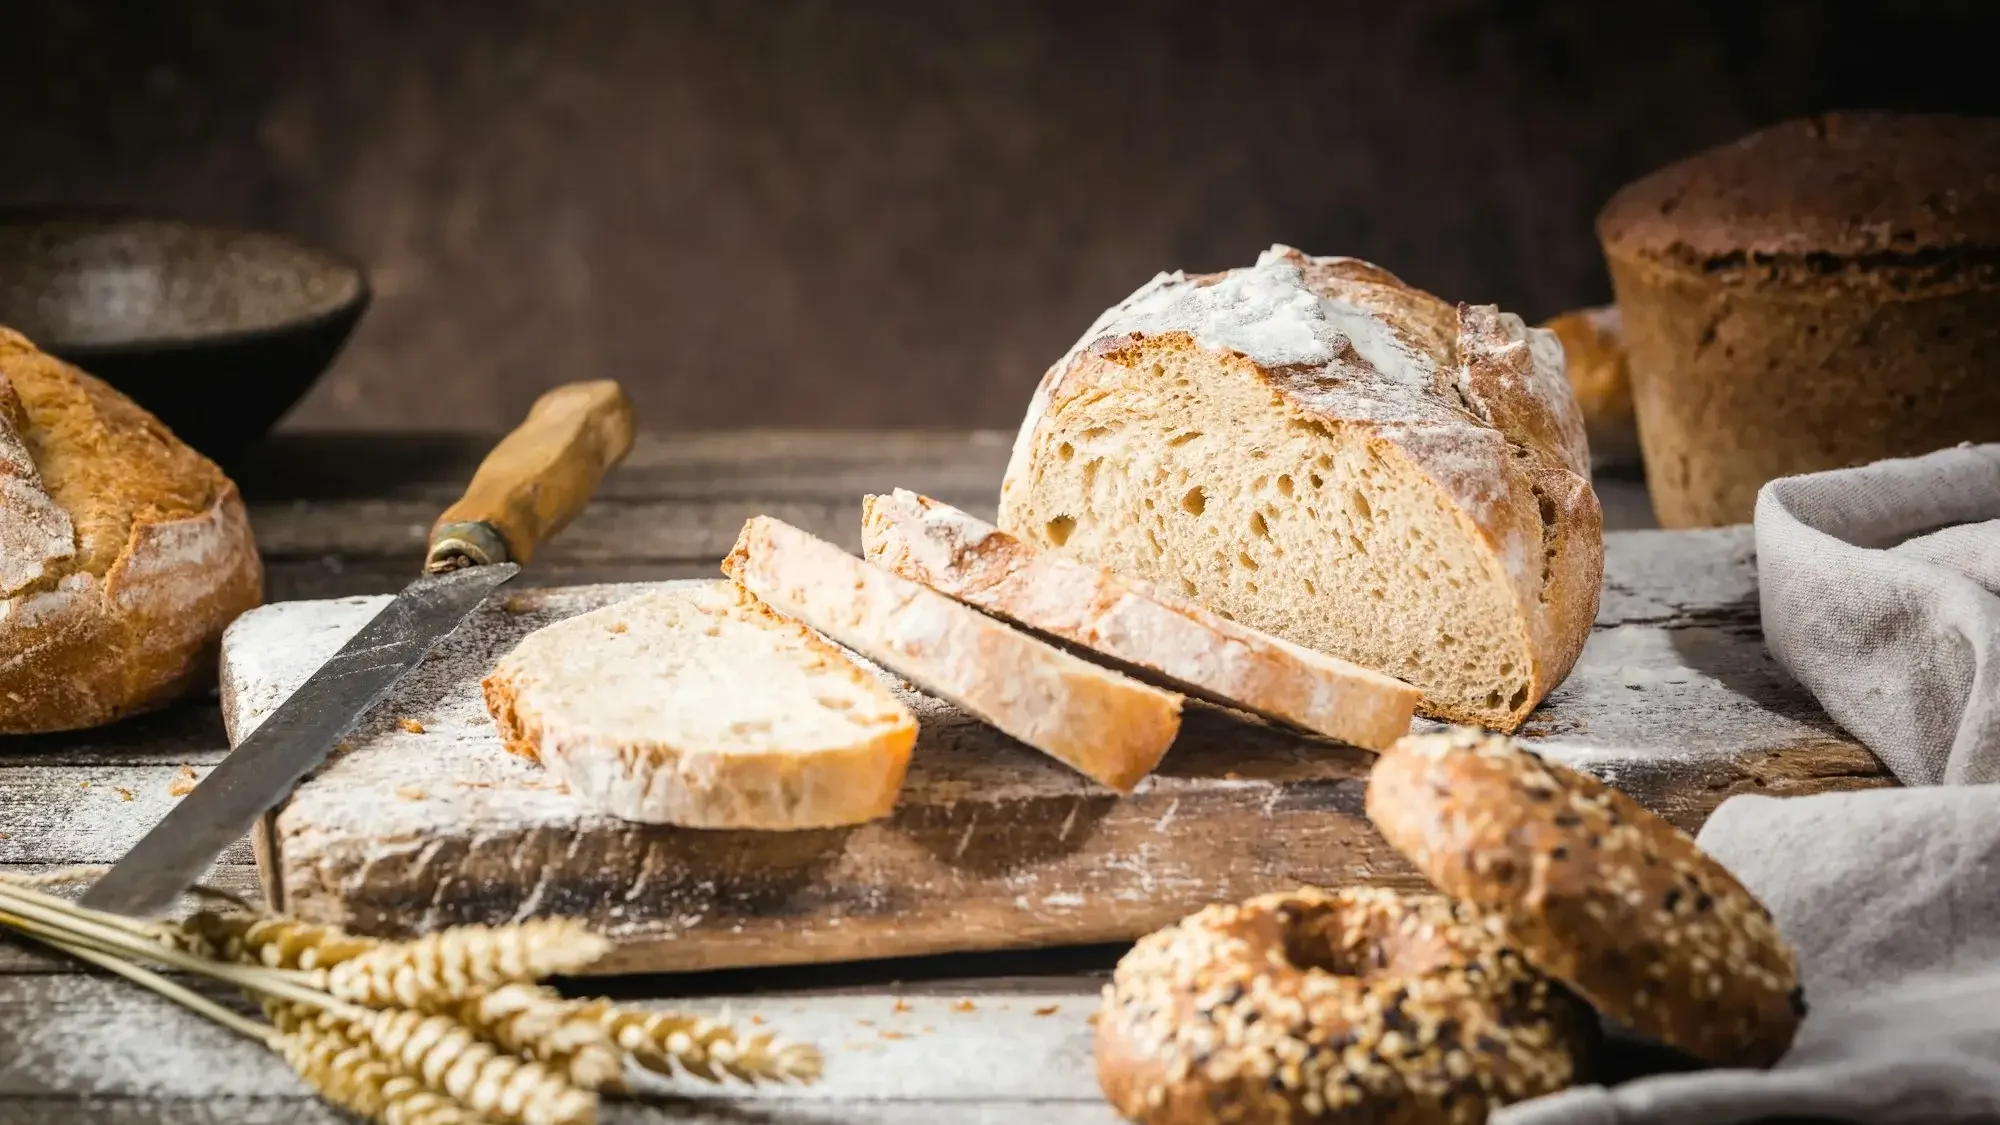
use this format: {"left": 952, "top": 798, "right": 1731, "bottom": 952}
{"left": 209, "top": 525, "right": 1888, "bottom": 976}
{"left": 233, "top": 430, "right": 1021, "bottom": 505}
{"left": 0, "top": 973, "right": 1108, "bottom": 1103}
{"left": 0, "top": 706, "right": 230, "bottom": 771}
{"left": 0, "top": 1099, "right": 1125, "bottom": 1125}
{"left": 0, "top": 767, "right": 247, "bottom": 868}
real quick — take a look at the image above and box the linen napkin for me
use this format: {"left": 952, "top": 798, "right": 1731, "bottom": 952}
{"left": 1753, "top": 442, "right": 2000, "bottom": 784}
{"left": 1495, "top": 784, "right": 2000, "bottom": 1125}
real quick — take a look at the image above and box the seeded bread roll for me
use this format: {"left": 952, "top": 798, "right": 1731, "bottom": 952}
{"left": 1366, "top": 729, "right": 1805, "bottom": 1067}
{"left": 1599, "top": 111, "right": 2000, "bottom": 527}
{"left": 999, "top": 245, "right": 1602, "bottom": 731}
{"left": 0, "top": 328, "right": 262, "bottom": 732}
{"left": 1096, "top": 886, "right": 1590, "bottom": 1125}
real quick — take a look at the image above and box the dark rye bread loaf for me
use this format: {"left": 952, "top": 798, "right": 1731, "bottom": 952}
{"left": 1598, "top": 112, "right": 2000, "bottom": 527}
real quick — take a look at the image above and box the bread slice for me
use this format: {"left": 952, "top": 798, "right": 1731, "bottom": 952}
{"left": 998, "top": 245, "right": 1602, "bottom": 731}
{"left": 482, "top": 580, "right": 918, "bottom": 829}
{"left": 722, "top": 516, "right": 1182, "bottom": 792}
{"left": 861, "top": 489, "right": 1419, "bottom": 750}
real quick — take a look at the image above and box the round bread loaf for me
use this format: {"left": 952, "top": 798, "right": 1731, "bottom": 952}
{"left": 0, "top": 328, "right": 262, "bottom": 732}
{"left": 1366, "top": 729, "right": 1804, "bottom": 1067}
{"left": 1539, "top": 306, "right": 1637, "bottom": 470}
{"left": 1598, "top": 111, "right": 2000, "bottom": 527}
{"left": 1095, "top": 886, "right": 1590, "bottom": 1125}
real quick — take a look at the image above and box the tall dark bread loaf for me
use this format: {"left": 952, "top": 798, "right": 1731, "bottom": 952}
{"left": 1598, "top": 112, "right": 2000, "bottom": 527}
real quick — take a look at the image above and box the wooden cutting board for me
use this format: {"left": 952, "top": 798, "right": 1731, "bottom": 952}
{"left": 218, "top": 525, "right": 1891, "bottom": 975}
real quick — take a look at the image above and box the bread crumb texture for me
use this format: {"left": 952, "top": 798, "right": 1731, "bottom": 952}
{"left": 1096, "top": 886, "right": 1589, "bottom": 1125}
{"left": 1367, "top": 729, "right": 1804, "bottom": 1067}
{"left": 0, "top": 328, "right": 262, "bottom": 732}
{"left": 482, "top": 579, "right": 918, "bottom": 829}
{"left": 998, "top": 246, "right": 1601, "bottom": 731}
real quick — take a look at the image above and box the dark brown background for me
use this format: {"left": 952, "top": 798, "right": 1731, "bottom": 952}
{"left": 5, "top": 0, "right": 1996, "bottom": 432}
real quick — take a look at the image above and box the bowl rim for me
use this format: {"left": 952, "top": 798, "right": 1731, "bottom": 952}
{"left": 0, "top": 213, "right": 372, "bottom": 355}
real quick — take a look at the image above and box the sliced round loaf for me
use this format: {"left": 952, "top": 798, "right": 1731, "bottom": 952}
{"left": 862, "top": 488, "right": 1418, "bottom": 750}
{"left": 999, "top": 246, "right": 1602, "bottom": 731}
{"left": 483, "top": 580, "right": 919, "bottom": 829}
{"left": 1366, "top": 728, "right": 1804, "bottom": 1067}
{"left": 0, "top": 327, "right": 262, "bottom": 733}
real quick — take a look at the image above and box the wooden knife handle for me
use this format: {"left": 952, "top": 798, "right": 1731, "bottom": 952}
{"left": 425, "top": 381, "right": 636, "bottom": 572}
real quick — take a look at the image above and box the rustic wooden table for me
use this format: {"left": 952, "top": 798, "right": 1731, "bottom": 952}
{"left": 0, "top": 431, "right": 1873, "bottom": 1124}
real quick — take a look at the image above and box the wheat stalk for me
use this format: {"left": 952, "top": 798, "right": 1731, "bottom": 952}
{"left": 0, "top": 876, "right": 822, "bottom": 1121}
{"left": 327, "top": 919, "right": 610, "bottom": 1010}
{"left": 186, "top": 910, "right": 381, "bottom": 970}
{"left": 282, "top": 1013, "right": 490, "bottom": 1125}
{"left": 364, "top": 1007, "right": 597, "bottom": 1125}
{"left": 455, "top": 984, "right": 626, "bottom": 1091}
{"left": 590, "top": 1003, "right": 823, "bottom": 1085}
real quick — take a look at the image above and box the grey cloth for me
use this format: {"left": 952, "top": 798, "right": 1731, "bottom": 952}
{"left": 1495, "top": 785, "right": 2000, "bottom": 1125}
{"left": 1754, "top": 443, "right": 2000, "bottom": 785}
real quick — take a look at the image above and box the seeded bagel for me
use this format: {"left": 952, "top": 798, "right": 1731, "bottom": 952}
{"left": 1365, "top": 729, "right": 1804, "bottom": 1066}
{"left": 1094, "top": 886, "right": 1590, "bottom": 1125}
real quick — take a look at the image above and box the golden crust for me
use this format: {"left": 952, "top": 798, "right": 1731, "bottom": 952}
{"left": 1095, "top": 886, "right": 1590, "bottom": 1125}
{"left": 0, "top": 329, "right": 262, "bottom": 733}
{"left": 860, "top": 489, "right": 1419, "bottom": 751}
{"left": 1366, "top": 729, "right": 1804, "bottom": 1067}
{"left": 724, "top": 515, "right": 1182, "bottom": 793}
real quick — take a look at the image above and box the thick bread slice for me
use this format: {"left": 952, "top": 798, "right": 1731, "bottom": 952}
{"left": 482, "top": 580, "right": 918, "bottom": 829}
{"left": 998, "top": 245, "right": 1602, "bottom": 731}
{"left": 722, "top": 516, "right": 1183, "bottom": 792}
{"left": 861, "top": 489, "right": 1419, "bottom": 750}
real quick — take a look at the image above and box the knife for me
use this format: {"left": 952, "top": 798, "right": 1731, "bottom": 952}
{"left": 81, "top": 380, "right": 636, "bottom": 918}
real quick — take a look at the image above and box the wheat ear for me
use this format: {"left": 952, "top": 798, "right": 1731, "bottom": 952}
{"left": 282, "top": 1013, "right": 490, "bottom": 1125}
{"left": 364, "top": 1007, "right": 597, "bottom": 1125}
{"left": 187, "top": 910, "right": 381, "bottom": 969}
{"left": 328, "top": 919, "right": 610, "bottom": 1010}
{"left": 455, "top": 984, "right": 625, "bottom": 1091}
{"left": 590, "top": 1003, "right": 823, "bottom": 1085}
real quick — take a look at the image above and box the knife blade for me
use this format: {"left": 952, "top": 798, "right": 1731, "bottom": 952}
{"left": 82, "top": 380, "right": 635, "bottom": 917}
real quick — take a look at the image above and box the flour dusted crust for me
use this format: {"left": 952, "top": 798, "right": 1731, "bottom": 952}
{"left": 724, "top": 515, "right": 1183, "bottom": 793}
{"left": 999, "top": 245, "right": 1602, "bottom": 730}
{"left": 0, "top": 329, "right": 262, "bottom": 733}
{"left": 482, "top": 581, "right": 918, "bottom": 829}
{"left": 861, "top": 488, "right": 1418, "bottom": 751}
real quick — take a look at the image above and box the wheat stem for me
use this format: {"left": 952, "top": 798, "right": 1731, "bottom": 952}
{"left": 0, "top": 871, "right": 168, "bottom": 939}
{"left": 2, "top": 911, "right": 274, "bottom": 1043}
{"left": 0, "top": 883, "right": 360, "bottom": 1018}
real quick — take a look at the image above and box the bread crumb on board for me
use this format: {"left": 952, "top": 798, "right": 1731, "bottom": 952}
{"left": 395, "top": 785, "right": 427, "bottom": 801}
{"left": 77, "top": 780, "right": 90, "bottom": 790}
{"left": 168, "top": 764, "right": 199, "bottom": 797}
{"left": 1033, "top": 1004, "right": 1060, "bottom": 1017}
{"left": 952, "top": 999, "right": 976, "bottom": 1013}
{"left": 399, "top": 718, "right": 426, "bottom": 734}
{"left": 879, "top": 1029, "right": 910, "bottom": 1040}
{"left": 113, "top": 786, "right": 135, "bottom": 802}
{"left": 892, "top": 999, "right": 912, "bottom": 1014}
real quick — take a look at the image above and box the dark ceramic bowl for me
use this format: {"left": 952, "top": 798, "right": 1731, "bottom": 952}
{"left": 0, "top": 217, "right": 369, "bottom": 465}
